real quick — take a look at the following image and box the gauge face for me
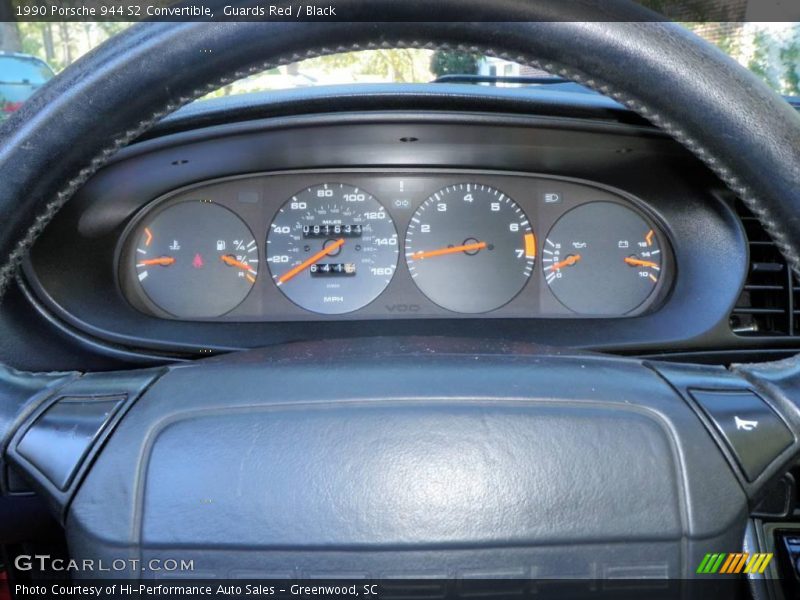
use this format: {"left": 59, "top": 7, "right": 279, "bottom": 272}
{"left": 132, "top": 200, "right": 258, "bottom": 318}
{"left": 543, "top": 201, "right": 663, "bottom": 315}
{"left": 266, "top": 183, "right": 399, "bottom": 314}
{"left": 405, "top": 183, "right": 536, "bottom": 313}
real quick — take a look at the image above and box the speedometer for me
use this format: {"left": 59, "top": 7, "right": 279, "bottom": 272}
{"left": 266, "top": 183, "right": 399, "bottom": 314}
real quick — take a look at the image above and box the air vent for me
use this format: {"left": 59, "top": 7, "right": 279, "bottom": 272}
{"left": 795, "top": 272, "right": 800, "bottom": 335}
{"left": 730, "top": 199, "right": 794, "bottom": 336}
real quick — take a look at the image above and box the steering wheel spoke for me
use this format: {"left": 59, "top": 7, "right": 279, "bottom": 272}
{"left": 654, "top": 361, "right": 800, "bottom": 510}
{"left": 3, "top": 367, "right": 162, "bottom": 519}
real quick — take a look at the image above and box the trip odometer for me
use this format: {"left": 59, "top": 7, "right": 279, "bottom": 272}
{"left": 267, "top": 184, "right": 399, "bottom": 314}
{"left": 405, "top": 183, "right": 536, "bottom": 313}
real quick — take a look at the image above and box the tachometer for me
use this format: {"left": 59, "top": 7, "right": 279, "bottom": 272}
{"left": 405, "top": 183, "right": 536, "bottom": 313}
{"left": 131, "top": 200, "right": 258, "bottom": 318}
{"left": 266, "top": 183, "right": 399, "bottom": 314}
{"left": 543, "top": 201, "right": 663, "bottom": 315}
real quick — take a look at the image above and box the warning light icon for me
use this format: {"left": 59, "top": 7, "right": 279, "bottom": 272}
{"left": 192, "top": 253, "right": 204, "bottom": 269}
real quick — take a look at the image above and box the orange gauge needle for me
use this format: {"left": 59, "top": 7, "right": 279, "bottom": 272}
{"left": 624, "top": 257, "right": 659, "bottom": 269}
{"left": 412, "top": 241, "right": 487, "bottom": 260}
{"left": 277, "top": 238, "right": 345, "bottom": 285}
{"left": 550, "top": 254, "right": 581, "bottom": 271}
{"left": 221, "top": 255, "right": 252, "bottom": 271}
{"left": 137, "top": 257, "right": 175, "bottom": 267}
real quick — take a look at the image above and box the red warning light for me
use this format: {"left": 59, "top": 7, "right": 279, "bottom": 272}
{"left": 192, "top": 253, "right": 204, "bottom": 268}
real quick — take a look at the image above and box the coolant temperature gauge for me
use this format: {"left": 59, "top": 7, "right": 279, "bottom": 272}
{"left": 543, "top": 201, "right": 664, "bottom": 315}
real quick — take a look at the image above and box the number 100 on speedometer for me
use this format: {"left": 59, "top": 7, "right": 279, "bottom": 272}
{"left": 266, "top": 183, "right": 399, "bottom": 314}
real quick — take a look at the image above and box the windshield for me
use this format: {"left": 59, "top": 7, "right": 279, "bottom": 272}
{"left": 0, "top": 22, "right": 798, "bottom": 99}
{"left": 212, "top": 23, "right": 800, "bottom": 98}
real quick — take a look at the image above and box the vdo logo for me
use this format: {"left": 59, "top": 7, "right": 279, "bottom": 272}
{"left": 385, "top": 304, "right": 421, "bottom": 313}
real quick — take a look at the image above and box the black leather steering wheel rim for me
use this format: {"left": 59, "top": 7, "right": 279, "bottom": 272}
{"left": 1, "top": 0, "right": 800, "bottom": 300}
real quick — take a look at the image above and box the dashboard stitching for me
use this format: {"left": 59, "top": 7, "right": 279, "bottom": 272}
{"left": 1, "top": 38, "right": 796, "bottom": 304}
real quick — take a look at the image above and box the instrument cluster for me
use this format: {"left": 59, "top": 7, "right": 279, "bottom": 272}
{"left": 118, "top": 170, "right": 672, "bottom": 321}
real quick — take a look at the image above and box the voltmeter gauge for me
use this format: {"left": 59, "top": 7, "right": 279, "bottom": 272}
{"left": 543, "top": 201, "right": 664, "bottom": 315}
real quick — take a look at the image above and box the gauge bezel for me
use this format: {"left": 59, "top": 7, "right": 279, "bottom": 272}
{"left": 265, "top": 182, "right": 400, "bottom": 315}
{"left": 404, "top": 182, "right": 537, "bottom": 314}
{"left": 542, "top": 200, "right": 670, "bottom": 316}
{"left": 115, "top": 168, "right": 675, "bottom": 322}
{"left": 118, "top": 197, "right": 261, "bottom": 320}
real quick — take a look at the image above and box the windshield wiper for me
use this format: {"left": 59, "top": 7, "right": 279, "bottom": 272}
{"left": 431, "top": 74, "right": 570, "bottom": 85}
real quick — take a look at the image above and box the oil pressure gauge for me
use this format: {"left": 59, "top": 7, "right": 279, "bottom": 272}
{"left": 543, "top": 201, "right": 664, "bottom": 315}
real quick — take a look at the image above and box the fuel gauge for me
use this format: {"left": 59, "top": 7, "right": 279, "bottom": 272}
{"left": 543, "top": 201, "right": 664, "bottom": 315}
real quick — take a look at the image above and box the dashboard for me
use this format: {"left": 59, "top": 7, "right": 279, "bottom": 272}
{"left": 118, "top": 171, "right": 671, "bottom": 321}
{"left": 14, "top": 95, "right": 759, "bottom": 362}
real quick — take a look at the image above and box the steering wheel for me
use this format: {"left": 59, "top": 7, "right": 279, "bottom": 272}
{"left": 3, "top": 0, "right": 800, "bottom": 590}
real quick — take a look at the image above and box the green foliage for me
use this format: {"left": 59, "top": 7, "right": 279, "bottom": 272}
{"left": 747, "top": 30, "right": 779, "bottom": 91}
{"left": 429, "top": 50, "right": 480, "bottom": 77}
{"left": 748, "top": 31, "right": 770, "bottom": 79}
{"left": 684, "top": 23, "right": 799, "bottom": 97}
{"left": 280, "top": 49, "right": 431, "bottom": 83}
{"left": 715, "top": 29, "right": 741, "bottom": 57}
{"left": 302, "top": 52, "right": 360, "bottom": 72}
{"left": 781, "top": 39, "right": 800, "bottom": 96}
{"left": 366, "top": 48, "right": 421, "bottom": 82}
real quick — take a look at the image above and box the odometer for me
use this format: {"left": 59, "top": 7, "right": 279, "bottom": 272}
{"left": 266, "top": 183, "right": 399, "bottom": 314}
{"left": 405, "top": 183, "right": 536, "bottom": 313}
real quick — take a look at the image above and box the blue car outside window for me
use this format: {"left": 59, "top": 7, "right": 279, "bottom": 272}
{"left": 0, "top": 56, "right": 53, "bottom": 84}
